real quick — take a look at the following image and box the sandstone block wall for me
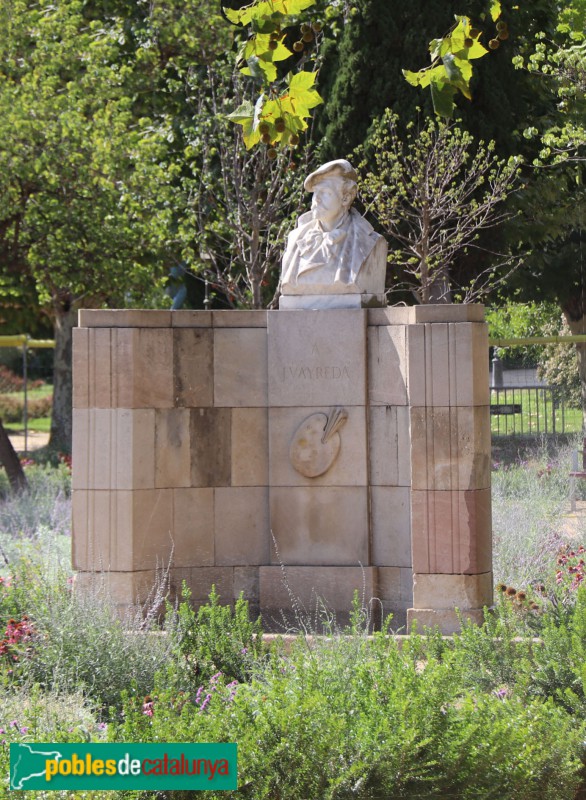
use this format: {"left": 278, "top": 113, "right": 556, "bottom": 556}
{"left": 72, "top": 305, "right": 491, "bottom": 633}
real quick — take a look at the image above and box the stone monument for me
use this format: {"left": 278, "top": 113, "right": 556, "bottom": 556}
{"left": 72, "top": 159, "right": 492, "bottom": 634}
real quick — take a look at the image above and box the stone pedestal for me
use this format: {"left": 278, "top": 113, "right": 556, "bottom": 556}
{"left": 72, "top": 305, "right": 492, "bottom": 632}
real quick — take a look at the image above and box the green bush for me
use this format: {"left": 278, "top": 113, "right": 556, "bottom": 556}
{"left": 537, "top": 317, "right": 582, "bottom": 408}
{"left": 0, "top": 464, "right": 71, "bottom": 561}
{"left": 491, "top": 449, "right": 572, "bottom": 589}
{"left": 0, "top": 555, "right": 174, "bottom": 716}
{"left": 112, "top": 629, "right": 584, "bottom": 799}
{"left": 0, "top": 391, "right": 52, "bottom": 422}
{"left": 166, "top": 583, "right": 264, "bottom": 690}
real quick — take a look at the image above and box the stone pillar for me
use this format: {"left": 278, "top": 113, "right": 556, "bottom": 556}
{"left": 405, "top": 305, "right": 492, "bottom": 634}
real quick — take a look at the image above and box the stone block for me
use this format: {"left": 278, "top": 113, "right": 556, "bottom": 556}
{"left": 110, "top": 328, "right": 174, "bottom": 409}
{"left": 72, "top": 409, "right": 89, "bottom": 491}
{"left": 173, "top": 328, "right": 213, "bottom": 407}
{"left": 155, "top": 409, "right": 191, "bottom": 488}
{"left": 234, "top": 566, "right": 259, "bottom": 601}
{"left": 410, "top": 406, "right": 491, "bottom": 492}
{"left": 214, "top": 487, "right": 269, "bottom": 565}
{"left": 190, "top": 408, "right": 231, "bottom": 487}
{"left": 74, "top": 570, "right": 157, "bottom": 606}
{"left": 111, "top": 328, "right": 135, "bottom": 408}
{"left": 115, "top": 409, "right": 156, "bottom": 491}
{"left": 428, "top": 323, "right": 450, "bottom": 407}
{"left": 407, "top": 607, "right": 485, "bottom": 635}
{"left": 368, "top": 406, "right": 411, "bottom": 487}
{"left": 412, "top": 571, "right": 493, "bottom": 609}
{"left": 73, "top": 328, "right": 89, "bottom": 408}
{"left": 78, "top": 309, "right": 172, "bottom": 328}
{"left": 406, "top": 321, "right": 489, "bottom": 408}
{"left": 173, "top": 488, "right": 214, "bottom": 567}
{"left": 377, "top": 566, "right": 413, "bottom": 603}
{"left": 451, "top": 322, "right": 490, "bottom": 406}
{"left": 371, "top": 486, "right": 411, "bottom": 567}
{"left": 88, "top": 328, "right": 113, "bottom": 408}
{"left": 268, "top": 310, "right": 367, "bottom": 407}
{"left": 269, "top": 487, "right": 369, "bottom": 566}
{"left": 259, "top": 566, "right": 377, "bottom": 616}
{"left": 72, "top": 490, "right": 102, "bottom": 571}
{"left": 86, "top": 409, "right": 114, "bottom": 490}
{"left": 368, "top": 325, "right": 407, "bottom": 405}
{"left": 412, "top": 304, "right": 485, "bottom": 324}
{"left": 279, "top": 294, "right": 385, "bottom": 310}
{"left": 133, "top": 329, "right": 174, "bottom": 408}
{"left": 74, "top": 489, "right": 174, "bottom": 572}
{"left": 231, "top": 408, "right": 269, "bottom": 486}
{"left": 180, "top": 567, "right": 235, "bottom": 604}
{"left": 406, "top": 324, "right": 426, "bottom": 407}
{"left": 171, "top": 310, "right": 212, "bottom": 328}
{"left": 268, "top": 406, "right": 367, "bottom": 487}
{"left": 130, "top": 489, "right": 174, "bottom": 570}
{"left": 368, "top": 307, "right": 414, "bottom": 326}
{"left": 214, "top": 328, "right": 268, "bottom": 407}
{"left": 74, "top": 409, "right": 155, "bottom": 491}
{"left": 411, "top": 489, "right": 492, "bottom": 574}
{"left": 213, "top": 310, "right": 268, "bottom": 328}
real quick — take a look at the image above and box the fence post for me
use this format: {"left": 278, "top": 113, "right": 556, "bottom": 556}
{"left": 491, "top": 353, "right": 503, "bottom": 388}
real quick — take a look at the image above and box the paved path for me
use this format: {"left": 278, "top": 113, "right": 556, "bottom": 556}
{"left": 7, "top": 430, "right": 50, "bottom": 454}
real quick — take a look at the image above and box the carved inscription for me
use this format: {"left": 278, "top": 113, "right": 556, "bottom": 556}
{"left": 281, "top": 365, "right": 351, "bottom": 381}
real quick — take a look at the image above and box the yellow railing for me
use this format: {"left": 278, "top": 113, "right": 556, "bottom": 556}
{"left": 0, "top": 335, "right": 54, "bottom": 348}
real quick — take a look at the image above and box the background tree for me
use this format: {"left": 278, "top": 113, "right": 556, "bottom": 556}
{"left": 174, "top": 62, "right": 313, "bottom": 309}
{"left": 0, "top": 0, "right": 179, "bottom": 449}
{"left": 313, "top": 0, "right": 557, "bottom": 160}
{"left": 357, "top": 110, "right": 520, "bottom": 303}
{"left": 504, "top": 0, "right": 586, "bottom": 424}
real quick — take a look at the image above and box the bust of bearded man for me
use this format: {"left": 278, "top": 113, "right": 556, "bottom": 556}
{"left": 280, "top": 159, "right": 387, "bottom": 305}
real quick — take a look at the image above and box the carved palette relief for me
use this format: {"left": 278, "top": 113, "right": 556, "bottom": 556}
{"left": 289, "top": 408, "right": 348, "bottom": 478}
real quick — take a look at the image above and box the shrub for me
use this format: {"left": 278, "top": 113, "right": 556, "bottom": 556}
{"left": 0, "top": 684, "right": 115, "bottom": 799}
{"left": 113, "top": 630, "right": 584, "bottom": 799}
{"left": 0, "top": 465, "right": 71, "bottom": 566}
{"left": 491, "top": 450, "right": 572, "bottom": 588}
{"left": 0, "top": 557, "right": 175, "bottom": 717}
{"left": 165, "top": 583, "right": 264, "bottom": 690}
{"left": 537, "top": 317, "right": 582, "bottom": 408}
{"left": 0, "top": 391, "right": 52, "bottom": 422}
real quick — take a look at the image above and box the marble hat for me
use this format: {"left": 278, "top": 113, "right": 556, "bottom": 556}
{"left": 304, "top": 159, "right": 358, "bottom": 192}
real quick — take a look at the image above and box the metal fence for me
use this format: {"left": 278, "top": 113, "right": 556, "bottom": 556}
{"left": 490, "top": 385, "right": 581, "bottom": 436}
{"left": 489, "top": 340, "right": 583, "bottom": 436}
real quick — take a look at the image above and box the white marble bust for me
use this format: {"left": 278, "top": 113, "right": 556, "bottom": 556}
{"left": 280, "top": 159, "right": 387, "bottom": 306}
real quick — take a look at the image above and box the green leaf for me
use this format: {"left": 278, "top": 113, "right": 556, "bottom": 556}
{"left": 466, "top": 38, "right": 489, "bottom": 60}
{"left": 284, "top": 70, "right": 323, "bottom": 117}
{"left": 490, "top": 0, "right": 502, "bottom": 22}
{"left": 223, "top": 7, "right": 243, "bottom": 24}
{"left": 227, "top": 0, "right": 315, "bottom": 26}
{"left": 403, "top": 64, "right": 446, "bottom": 90}
{"left": 241, "top": 55, "right": 270, "bottom": 81}
{"left": 430, "top": 76, "right": 457, "bottom": 118}
{"left": 403, "top": 69, "right": 432, "bottom": 89}
{"left": 429, "top": 38, "right": 444, "bottom": 60}
{"left": 273, "top": 0, "right": 315, "bottom": 14}
{"left": 442, "top": 53, "right": 473, "bottom": 99}
{"left": 225, "top": 100, "right": 256, "bottom": 124}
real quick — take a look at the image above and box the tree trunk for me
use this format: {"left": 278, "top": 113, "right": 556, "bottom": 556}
{"left": 50, "top": 304, "right": 77, "bottom": 452}
{"left": 0, "top": 419, "right": 27, "bottom": 491}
